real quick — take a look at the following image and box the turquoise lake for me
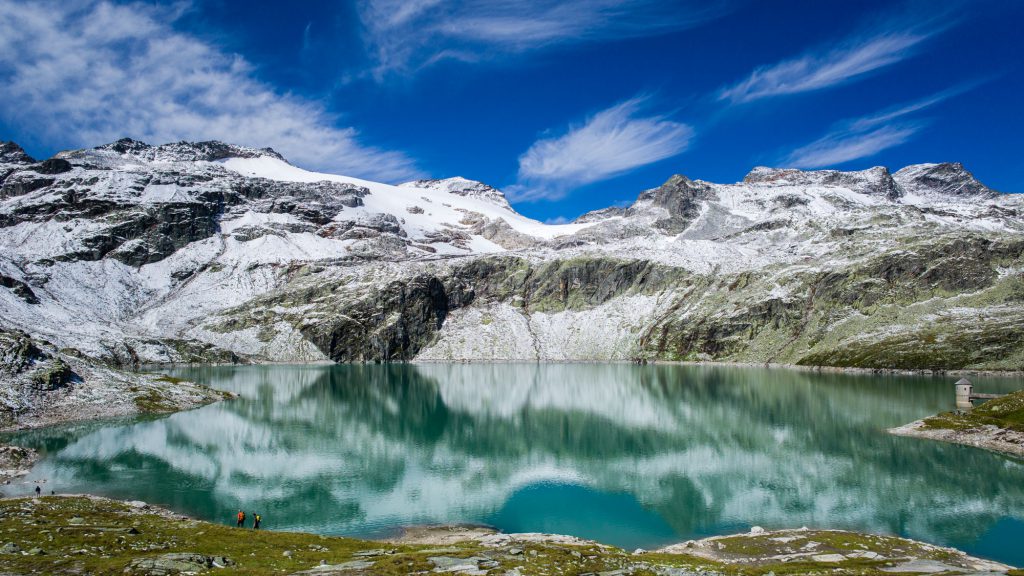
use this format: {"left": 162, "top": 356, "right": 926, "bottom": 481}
{"left": 4, "top": 364, "right": 1024, "bottom": 565}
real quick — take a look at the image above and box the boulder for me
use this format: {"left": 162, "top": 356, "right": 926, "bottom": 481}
{"left": 0, "top": 542, "right": 21, "bottom": 554}
{"left": 125, "top": 552, "right": 229, "bottom": 575}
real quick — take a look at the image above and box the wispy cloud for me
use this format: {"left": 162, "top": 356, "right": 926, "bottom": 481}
{"left": 358, "top": 0, "right": 729, "bottom": 79}
{"left": 785, "top": 124, "right": 924, "bottom": 169}
{"left": 0, "top": 0, "right": 421, "bottom": 181}
{"left": 719, "top": 21, "right": 948, "bottom": 104}
{"left": 782, "top": 85, "right": 975, "bottom": 168}
{"left": 508, "top": 96, "right": 693, "bottom": 202}
{"left": 543, "top": 216, "right": 571, "bottom": 225}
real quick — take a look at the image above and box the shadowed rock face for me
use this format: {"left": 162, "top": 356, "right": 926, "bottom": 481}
{"left": 628, "top": 175, "right": 718, "bottom": 234}
{"left": 0, "top": 141, "right": 37, "bottom": 194}
{"left": 29, "top": 158, "right": 73, "bottom": 175}
{"left": 0, "top": 142, "right": 36, "bottom": 166}
{"left": 297, "top": 275, "right": 462, "bottom": 362}
{"left": 0, "top": 274, "right": 39, "bottom": 304}
{"left": 0, "top": 142, "right": 49, "bottom": 197}
{"left": 0, "top": 329, "right": 77, "bottom": 425}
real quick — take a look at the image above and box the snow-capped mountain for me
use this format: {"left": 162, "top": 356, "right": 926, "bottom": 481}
{"left": 1, "top": 138, "right": 1022, "bottom": 375}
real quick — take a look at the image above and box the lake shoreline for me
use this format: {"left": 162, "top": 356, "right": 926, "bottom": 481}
{"left": 888, "top": 389, "right": 1024, "bottom": 460}
{"left": 0, "top": 381, "right": 233, "bottom": 435}
{"left": 0, "top": 495, "right": 1016, "bottom": 575}
{"left": 358, "top": 357, "right": 1022, "bottom": 378}
{"left": 135, "top": 357, "right": 1024, "bottom": 377}
{"left": 12, "top": 357, "right": 1008, "bottom": 438}
{"left": 889, "top": 419, "right": 1024, "bottom": 459}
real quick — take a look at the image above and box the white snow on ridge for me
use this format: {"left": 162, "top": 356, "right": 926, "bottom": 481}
{"left": 218, "top": 156, "right": 593, "bottom": 241}
{"left": 3, "top": 143, "right": 1022, "bottom": 365}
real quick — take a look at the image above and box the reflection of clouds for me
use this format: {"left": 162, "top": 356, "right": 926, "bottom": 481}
{"left": 23, "top": 365, "right": 1024, "bottom": 555}
{"left": 419, "top": 363, "right": 683, "bottom": 430}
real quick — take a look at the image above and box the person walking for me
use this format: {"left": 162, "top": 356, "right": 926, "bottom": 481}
{"left": 253, "top": 513, "right": 261, "bottom": 530}
{"left": 236, "top": 510, "right": 245, "bottom": 528}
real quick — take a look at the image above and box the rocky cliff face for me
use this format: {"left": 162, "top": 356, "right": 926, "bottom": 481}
{"left": 0, "top": 328, "right": 226, "bottom": 430}
{"left": 0, "top": 138, "right": 1022, "bottom": 373}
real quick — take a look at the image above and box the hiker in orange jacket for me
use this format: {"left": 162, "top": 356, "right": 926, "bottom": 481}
{"left": 236, "top": 510, "right": 245, "bottom": 527}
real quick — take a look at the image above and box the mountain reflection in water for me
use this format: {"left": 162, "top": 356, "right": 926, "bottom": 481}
{"left": 7, "top": 364, "right": 1024, "bottom": 564}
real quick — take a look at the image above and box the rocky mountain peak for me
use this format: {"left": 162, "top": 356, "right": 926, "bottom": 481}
{"left": 573, "top": 206, "right": 627, "bottom": 224}
{"left": 90, "top": 138, "right": 286, "bottom": 164}
{"left": 627, "top": 174, "right": 717, "bottom": 235}
{"left": 0, "top": 142, "right": 41, "bottom": 190}
{"left": 100, "top": 137, "right": 152, "bottom": 156}
{"left": 744, "top": 166, "right": 901, "bottom": 199}
{"left": 743, "top": 167, "right": 801, "bottom": 184}
{"left": 633, "top": 174, "right": 715, "bottom": 209}
{"left": 893, "top": 162, "right": 995, "bottom": 198}
{"left": 0, "top": 141, "right": 36, "bottom": 165}
{"left": 399, "top": 177, "right": 511, "bottom": 209}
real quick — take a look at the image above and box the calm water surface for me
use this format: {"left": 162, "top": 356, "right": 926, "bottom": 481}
{"left": 4, "top": 364, "right": 1024, "bottom": 565}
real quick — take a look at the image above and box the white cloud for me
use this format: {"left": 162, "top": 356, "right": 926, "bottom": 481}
{"left": 0, "top": 0, "right": 421, "bottom": 181}
{"left": 543, "top": 216, "right": 571, "bottom": 225}
{"left": 782, "top": 87, "right": 971, "bottom": 168}
{"left": 358, "top": 0, "right": 729, "bottom": 79}
{"left": 509, "top": 97, "right": 693, "bottom": 202}
{"left": 784, "top": 124, "right": 923, "bottom": 169}
{"left": 719, "top": 23, "right": 944, "bottom": 104}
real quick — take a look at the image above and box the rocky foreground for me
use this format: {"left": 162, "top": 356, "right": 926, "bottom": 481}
{"left": 0, "top": 328, "right": 231, "bottom": 432}
{"left": 0, "top": 496, "right": 1015, "bottom": 576}
{"left": 890, "top": 389, "right": 1024, "bottom": 459}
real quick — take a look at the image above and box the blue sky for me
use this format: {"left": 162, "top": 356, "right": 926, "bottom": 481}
{"left": 0, "top": 0, "right": 1021, "bottom": 222}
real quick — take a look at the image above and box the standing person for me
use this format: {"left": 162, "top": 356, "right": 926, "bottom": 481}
{"left": 236, "top": 510, "right": 245, "bottom": 527}
{"left": 253, "top": 513, "right": 261, "bottom": 530}
{"left": 34, "top": 486, "right": 40, "bottom": 496}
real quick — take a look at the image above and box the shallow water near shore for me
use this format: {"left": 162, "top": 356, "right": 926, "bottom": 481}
{"left": 4, "top": 364, "right": 1024, "bottom": 565}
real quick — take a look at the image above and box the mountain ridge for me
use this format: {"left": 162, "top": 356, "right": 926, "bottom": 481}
{"left": 1, "top": 138, "right": 1022, "bottom": 392}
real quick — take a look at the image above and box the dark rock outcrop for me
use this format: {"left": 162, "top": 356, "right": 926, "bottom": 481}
{"left": 0, "top": 274, "right": 39, "bottom": 304}
{"left": 97, "top": 138, "right": 284, "bottom": 163}
{"left": 126, "top": 552, "right": 234, "bottom": 575}
{"left": 0, "top": 141, "right": 35, "bottom": 165}
{"left": 628, "top": 175, "right": 717, "bottom": 234}
{"left": 103, "top": 202, "right": 224, "bottom": 266}
{"left": 0, "top": 330, "right": 79, "bottom": 426}
{"left": 0, "top": 172, "right": 54, "bottom": 199}
{"left": 30, "top": 158, "right": 73, "bottom": 175}
{"left": 276, "top": 256, "right": 686, "bottom": 362}
{"left": 300, "top": 275, "right": 463, "bottom": 362}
